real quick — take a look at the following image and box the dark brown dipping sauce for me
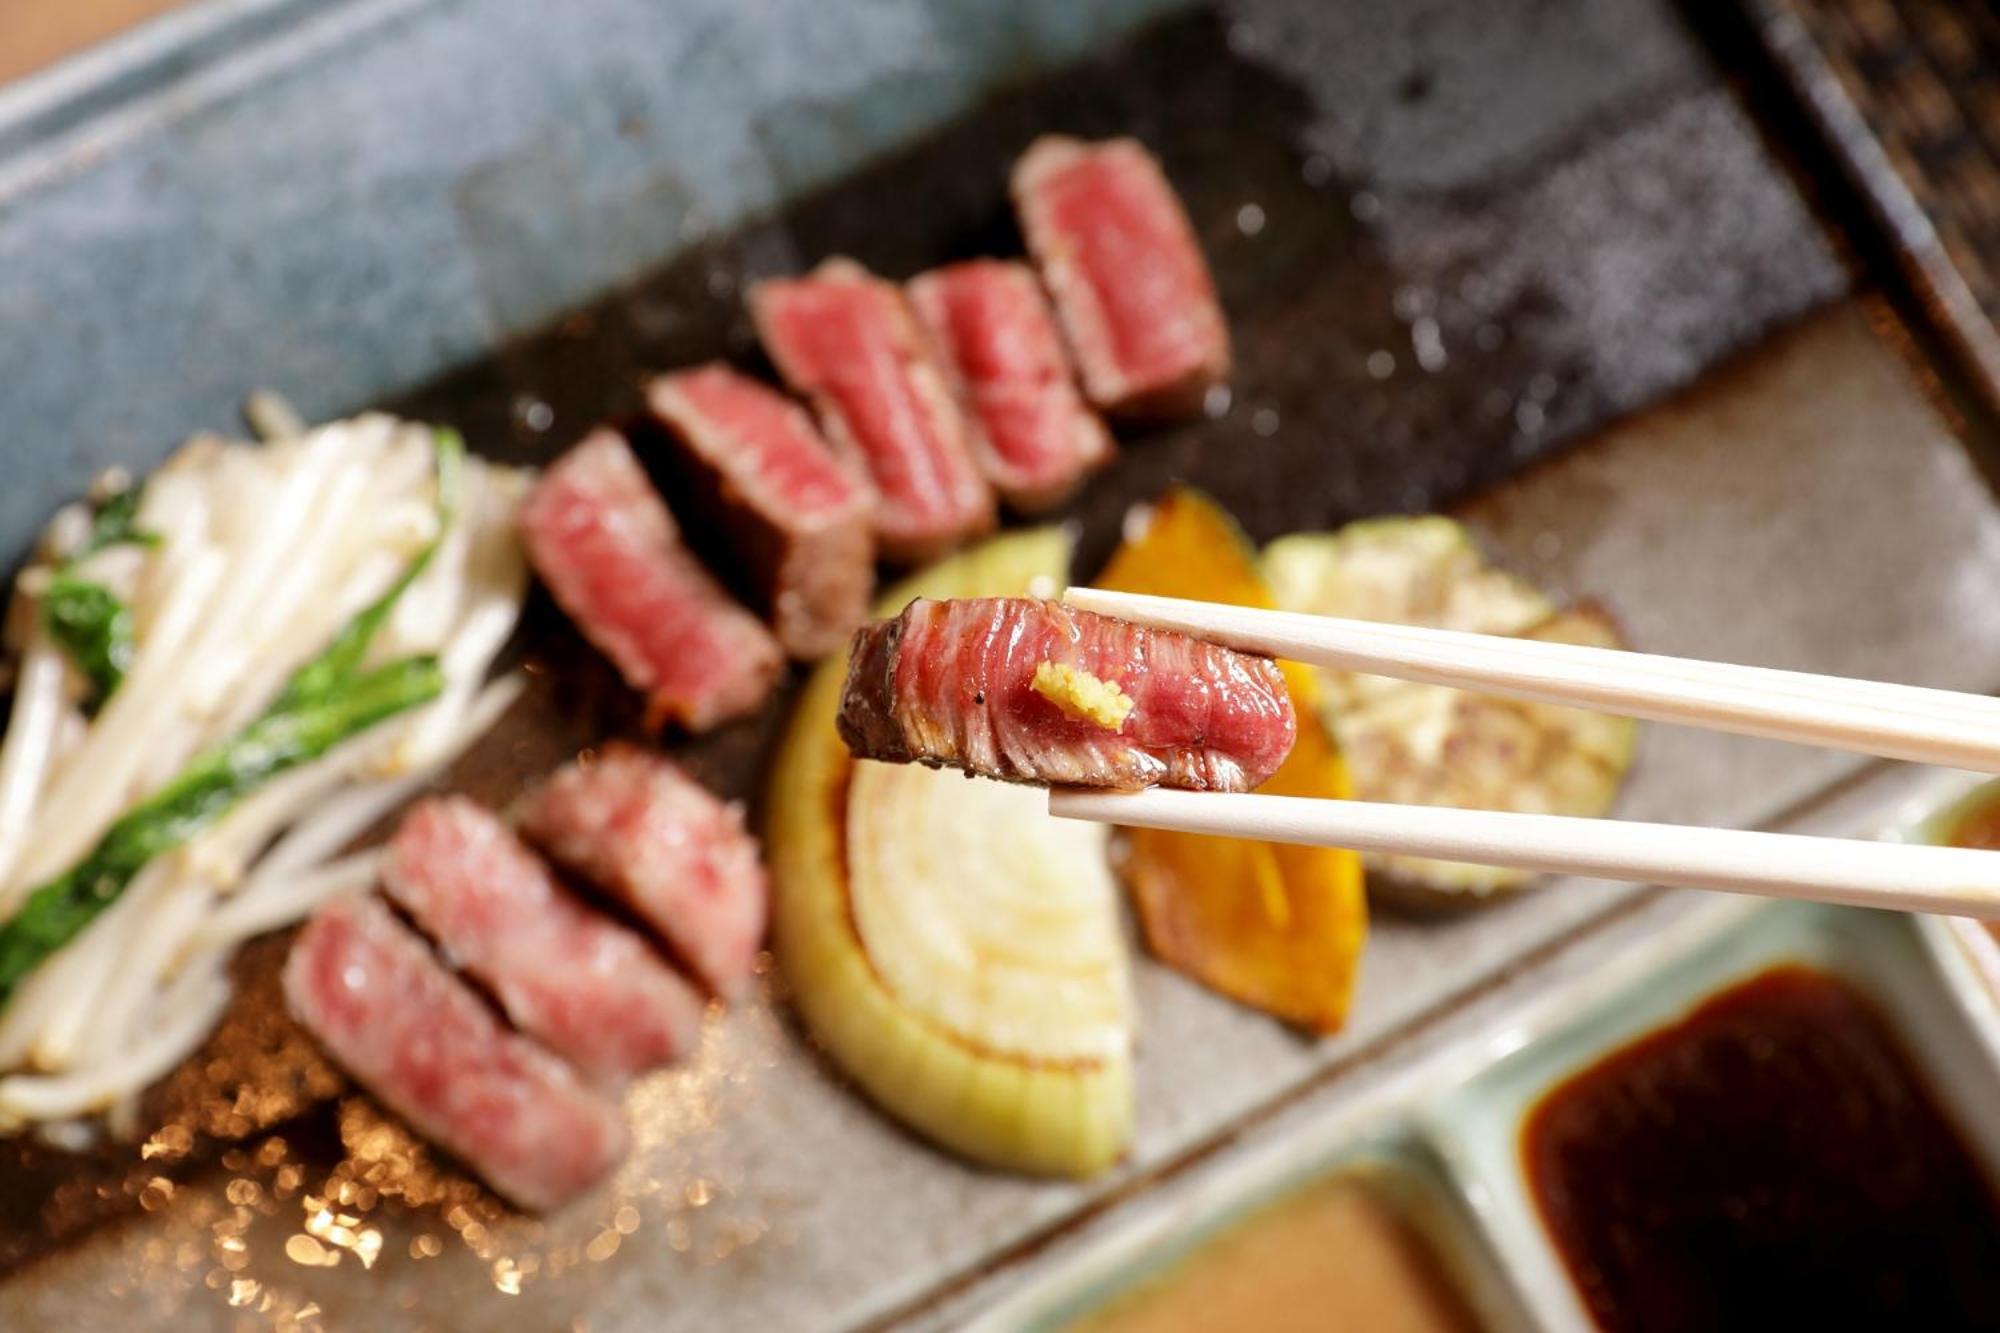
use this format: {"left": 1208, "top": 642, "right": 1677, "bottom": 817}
{"left": 1523, "top": 965, "right": 2000, "bottom": 1333}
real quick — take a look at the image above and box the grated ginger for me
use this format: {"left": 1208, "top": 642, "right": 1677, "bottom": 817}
{"left": 1031, "top": 662, "right": 1134, "bottom": 731}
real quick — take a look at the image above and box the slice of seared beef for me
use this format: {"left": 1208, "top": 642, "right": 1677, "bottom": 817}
{"left": 284, "top": 894, "right": 628, "bottom": 1212}
{"left": 519, "top": 429, "right": 783, "bottom": 732}
{"left": 642, "top": 364, "right": 875, "bottom": 660}
{"left": 838, "top": 597, "right": 1294, "bottom": 791}
{"left": 751, "top": 258, "right": 995, "bottom": 564}
{"left": 516, "top": 743, "right": 769, "bottom": 1001}
{"left": 381, "top": 796, "right": 706, "bottom": 1085}
{"left": 1012, "top": 137, "right": 1229, "bottom": 420}
{"left": 907, "top": 259, "right": 1113, "bottom": 513}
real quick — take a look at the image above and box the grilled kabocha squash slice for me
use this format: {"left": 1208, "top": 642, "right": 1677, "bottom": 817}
{"left": 1096, "top": 489, "right": 1367, "bottom": 1034}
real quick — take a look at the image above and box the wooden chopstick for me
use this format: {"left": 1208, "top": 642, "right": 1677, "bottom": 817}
{"left": 1062, "top": 586, "right": 2000, "bottom": 774}
{"left": 1050, "top": 587, "right": 2000, "bottom": 915}
{"left": 1233, "top": 611, "right": 2000, "bottom": 726}
{"left": 1047, "top": 789, "right": 2000, "bottom": 919}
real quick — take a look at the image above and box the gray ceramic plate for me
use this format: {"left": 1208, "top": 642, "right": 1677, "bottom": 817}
{"left": 2, "top": 1, "right": 1998, "bottom": 1330}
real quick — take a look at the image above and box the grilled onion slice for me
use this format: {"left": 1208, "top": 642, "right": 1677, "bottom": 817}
{"left": 769, "top": 529, "right": 1133, "bottom": 1177}
{"left": 1263, "top": 517, "right": 1637, "bottom": 903}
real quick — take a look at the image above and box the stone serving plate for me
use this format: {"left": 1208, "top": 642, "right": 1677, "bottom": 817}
{"left": 4, "top": 0, "right": 2000, "bottom": 1329}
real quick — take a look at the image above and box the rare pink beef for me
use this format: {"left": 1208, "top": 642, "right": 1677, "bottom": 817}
{"left": 643, "top": 364, "right": 875, "bottom": 659}
{"left": 838, "top": 597, "right": 1293, "bottom": 792}
{"left": 283, "top": 894, "right": 628, "bottom": 1212}
{"left": 516, "top": 743, "right": 768, "bottom": 1000}
{"left": 381, "top": 797, "right": 706, "bottom": 1085}
{"left": 907, "top": 260, "right": 1113, "bottom": 512}
{"left": 520, "top": 429, "right": 783, "bottom": 732}
{"left": 751, "top": 259, "right": 995, "bottom": 563}
{"left": 1012, "top": 137, "right": 1230, "bottom": 419}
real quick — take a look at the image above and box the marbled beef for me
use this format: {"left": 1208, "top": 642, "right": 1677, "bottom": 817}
{"left": 839, "top": 597, "right": 1294, "bottom": 791}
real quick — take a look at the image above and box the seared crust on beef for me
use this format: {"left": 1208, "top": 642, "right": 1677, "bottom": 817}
{"left": 751, "top": 259, "right": 996, "bottom": 563}
{"left": 516, "top": 743, "right": 768, "bottom": 1001}
{"left": 907, "top": 260, "right": 1113, "bottom": 513}
{"left": 642, "top": 364, "right": 875, "bottom": 660}
{"left": 381, "top": 797, "right": 705, "bottom": 1085}
{"left": 284, "top": 895, "right": 628, "bottom": 1212}
{"left": 519, "top": 430, "right": 783, "bottom": 731}
{"left": 837, "top": 597, "right": 1293, "bottom": 791}
{"left": 1012, "top": 137, "right": 1229, "bottom": 421}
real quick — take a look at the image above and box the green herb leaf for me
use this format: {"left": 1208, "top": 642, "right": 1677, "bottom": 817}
{"left": 275, "top": 429, "right": 462, "bottom": 712}
{"left": 70, "top": 486, "right": 158, "bottom": 564}
{"left": 0, "top": 429, "right": 466, "bottom": 1004}
{"left": 0, "top": 655, "right": 444, "bottom": 998}
{"left": 40, "top": 577, "right": 135, "bottom": 710}
{"left": 41, "top": 484, "right": 157, "bottom": 711}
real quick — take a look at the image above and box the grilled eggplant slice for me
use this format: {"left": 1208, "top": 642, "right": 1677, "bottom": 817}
{"left": 1263, "top": 517, "right": 1637, "bottom": 904}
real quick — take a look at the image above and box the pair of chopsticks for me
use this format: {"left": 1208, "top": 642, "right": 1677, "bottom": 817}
{"left": 1050, "top": 587, "right": 2000, "bottom": 920}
